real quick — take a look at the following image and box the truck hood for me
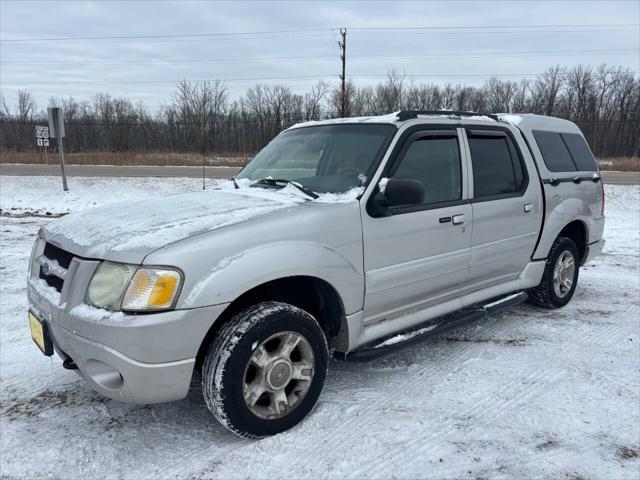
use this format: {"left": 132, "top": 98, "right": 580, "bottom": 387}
{"left": 41, "top": 185, "right": 362, "bottom": 264}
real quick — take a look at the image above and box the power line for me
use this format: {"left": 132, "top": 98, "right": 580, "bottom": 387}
{"left": 348, "top": 28, "right": 638, "bottom": 37}
{"left": 353, "top": 71, "right": 640, "bottom": 77}
{"left": 0, "top": 0, "right": 637, "bottom": 3}
{"left": 347, "top": 23, "right": 639, "bottom": 30}
{"left": 1, "top": 49, "right": 638, "bottom": 66}
{"left": 0, "top": 27, "right": 332, "bottom": 43}
{"left": 0, "top": 75, "right": 337, "bottom": 85}
{"left": 2, "top": 71, "right": 637, "bottom": 85}
{"left": 0, "top": 32, "right": 335, "bottom": 46}
{"left": 1, "top": 28, "right": 635, "bottom": 48}
{"left": 1, "top": 23, "right": 636, "bottom": 44}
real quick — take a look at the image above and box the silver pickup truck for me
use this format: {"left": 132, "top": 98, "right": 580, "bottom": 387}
{"left": 27, "top": 110, "right": 605, "bottom": 437}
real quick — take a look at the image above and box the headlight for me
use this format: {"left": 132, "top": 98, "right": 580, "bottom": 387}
{"left": 86, "top": 263, "right": 182, "bottom": 312}
{"left": 27, "top": 238, "right": 40, "bottom": 278}
{"left": 86, "top": 262, "right": 136, "bottom": 310}
{"left": 121, "top": 268, "right": 182, "bottom": 311}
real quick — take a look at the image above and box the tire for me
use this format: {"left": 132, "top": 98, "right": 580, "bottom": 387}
{"left": 202, "top": 301, "right": 328, "bottom": 438}
{"left": 528, "top": 236, "right": 580, "bottom": 309}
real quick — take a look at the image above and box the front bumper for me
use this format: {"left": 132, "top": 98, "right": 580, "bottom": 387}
{"left": 48, "top": 320, "right": 196, "bottom": 403}
{"left": 27, "top": 243, "right": 229, "bottom": 403}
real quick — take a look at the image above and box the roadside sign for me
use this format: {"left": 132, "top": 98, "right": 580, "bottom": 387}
{"left": 47, "top": 108, "right": 65, "bottom": 138}
{"left": 43, "top": 138, "right": 49, "bottom": 146}
{"left": 46, "top": 107, "right": 68, "bottom": 191}
{"left": 35, "top": 125, "right": 49, "bottom": 142}
{"left": 37, "top": 138, "right": 43, "bottom": 146}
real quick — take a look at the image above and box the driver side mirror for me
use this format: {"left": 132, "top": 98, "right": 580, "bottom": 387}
{"left": 383, "top": 178, "right": 425, "bottom": 207}
{"left": 368, "top": 177, "right": 425, "bottom": 217}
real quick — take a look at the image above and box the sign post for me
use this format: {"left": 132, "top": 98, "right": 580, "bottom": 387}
{"left": 47, "top": 107, "right": 68, "bottom": 192}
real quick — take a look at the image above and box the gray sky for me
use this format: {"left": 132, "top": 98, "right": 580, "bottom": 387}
{"left": 1, "top": 0, "right": 639, "bottom": 112}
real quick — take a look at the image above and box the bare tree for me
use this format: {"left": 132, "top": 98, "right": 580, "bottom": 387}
{"left": 304, "top": 81, "right": 329, "bottom": 120}
{"left": 0, "top": 92, "right": 9, "bottom": 119}
{"left": 16, "top": 90, "right": 35, "bottom": 120}
{"left": 1, "top": 65, "right": 637, "bottom": 158}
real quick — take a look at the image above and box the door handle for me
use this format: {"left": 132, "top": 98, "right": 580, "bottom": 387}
{"left": 524, "top": 203, "right": 533, "bottom": 213}
{"left": 452, "top": 214, "right": 466, "bottom": 225}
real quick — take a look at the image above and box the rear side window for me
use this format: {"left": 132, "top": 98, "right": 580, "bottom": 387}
{"left": 468, "top": 132, "right": 525, "bottom": 198}
{"left": 533, "top": 130, "right": 576, "bottom": 172}
{"left": 561, "top": 133, "right": 598, "bottom": 171}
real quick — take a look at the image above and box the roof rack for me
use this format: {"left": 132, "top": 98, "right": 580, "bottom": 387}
{"left": 396, "top": 110, "right": 500, "bottom": 122}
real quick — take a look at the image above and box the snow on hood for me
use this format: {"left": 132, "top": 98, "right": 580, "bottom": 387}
{"left": 42, "top": 181, "right": 363, "bottom": 257}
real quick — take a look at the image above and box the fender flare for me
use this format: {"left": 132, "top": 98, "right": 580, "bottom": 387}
{"left": 533, "top": 198, "right": 589, "bottom": 260}
{"left": 178, "top": 241, "right": 363, "bottom": 314}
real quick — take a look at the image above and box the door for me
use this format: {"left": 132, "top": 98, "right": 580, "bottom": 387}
{"left": 361, "top": 128, "right": 472, "bottom": 324}
{"left": 464, "top": 128, "right": 542, "bottom": 288}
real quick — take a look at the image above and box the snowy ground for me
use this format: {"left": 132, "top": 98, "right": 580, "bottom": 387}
{"left": 1, "top": 176, "right": 639, "bottom": 479}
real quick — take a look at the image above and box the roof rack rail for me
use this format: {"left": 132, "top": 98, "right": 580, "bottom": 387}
{"left": 396, "top": 110, "right": 500, "bottom": 122}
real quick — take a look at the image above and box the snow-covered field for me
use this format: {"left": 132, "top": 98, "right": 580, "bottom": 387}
{"left": 1, "top": 176, "right": 639, "bottom": 479}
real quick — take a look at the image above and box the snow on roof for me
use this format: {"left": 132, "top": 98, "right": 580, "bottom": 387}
{"left": 288, "top": 111, "right": 502, "bottom": 130}
{"left": 290, "top": 111, "right": 582, "bottom": 132}
{"left": 287, "top": 112, "right": 402, "bottom": 130}
{"left": 501, "top": 113, "right": 581, "bottom": 133}
{"left": 496, "top": 114, "right": 523, "bottom": 125}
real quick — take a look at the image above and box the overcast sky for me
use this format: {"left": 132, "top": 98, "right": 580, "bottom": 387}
{"left": 1, "top": 0, "right": 638, "bottom": 112}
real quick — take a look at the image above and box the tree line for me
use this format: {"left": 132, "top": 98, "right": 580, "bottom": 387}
{"left": 0, "top": 64, "right": 638, "bottom": 157}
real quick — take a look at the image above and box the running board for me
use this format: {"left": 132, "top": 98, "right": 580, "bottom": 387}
{"left": 340, "top": 291, "right": 528, "bottom": 361}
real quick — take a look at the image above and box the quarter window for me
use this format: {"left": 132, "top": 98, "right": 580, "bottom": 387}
{"left": 391, "top": 135, "right": 462, "bottom": 205}
{"left": 533, "top": 130, "right": 577, "bottom": 172}
{"left": 561, "top": 133, "right": 598, "bottom": 171}
{"left": 468, "top": 133, "right": 525, "bottom": 198}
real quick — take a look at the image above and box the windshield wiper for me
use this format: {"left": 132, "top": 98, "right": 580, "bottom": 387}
{"left": 253, "top": 178, "right": 319, "bottom": 199}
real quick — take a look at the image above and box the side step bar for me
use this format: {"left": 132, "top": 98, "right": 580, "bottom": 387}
{"left": 340, "top": 291, "right": 528, "bottom": 362}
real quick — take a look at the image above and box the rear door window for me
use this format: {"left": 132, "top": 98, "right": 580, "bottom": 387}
{"left": 560, "top": 133, "right": 598, "bottom": 171}
{"left": 533, "top": 130, "right": 577, "bottom": 172}
{"left": 468, "top": 131, "right": 526, "bottom": 198}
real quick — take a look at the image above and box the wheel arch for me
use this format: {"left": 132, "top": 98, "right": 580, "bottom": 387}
{"left": 557, "top": 220, "right": 587, "bottom": 262}
{"left": 195, "top": 275, "right": 346, "bottom": 368}
{"left": 533, "top": 197, "right": 591, "bottom": 262}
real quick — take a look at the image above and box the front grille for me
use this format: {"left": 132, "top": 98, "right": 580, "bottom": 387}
{"left": 38, "top": 242, "right": 74, "bottom": 292}
{"left": 42, "top": 242, "right": 74, "bottom": 269}
{"left": 39, "top": 270, "right": 64, "bottom": 292}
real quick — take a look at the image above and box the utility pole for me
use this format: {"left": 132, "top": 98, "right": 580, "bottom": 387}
{"left": 338, "top": 28, "right": 347, "bottom": 118}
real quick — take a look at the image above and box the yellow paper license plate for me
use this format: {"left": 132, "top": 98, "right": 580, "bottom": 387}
{"left": 29, "top": 311, "right": 53, "bottom": 356}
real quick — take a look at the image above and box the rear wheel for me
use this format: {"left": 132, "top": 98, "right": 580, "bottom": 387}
{"left": 528, "top": 236, "right": 580, "bottom": 309}
{"left": 202, "top": 301, "right": 328, "bottom": 438}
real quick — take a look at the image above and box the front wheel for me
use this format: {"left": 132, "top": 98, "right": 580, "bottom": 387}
{"left": 528, "top": 236, "right": 580, "bottom": 309}
{"left": 202, "top": 302, "right": 328, "bottom": 438}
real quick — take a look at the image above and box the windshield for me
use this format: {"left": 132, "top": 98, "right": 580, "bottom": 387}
{"left": 236, "top": 124, "right": 396, "bottom": 193}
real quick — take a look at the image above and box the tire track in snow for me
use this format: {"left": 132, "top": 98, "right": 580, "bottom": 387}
{"left": 348, "top": 368, "right": 566, "bottom": 478}
{"left": 337, "top": 299, "right": 627, "bottom": 478}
